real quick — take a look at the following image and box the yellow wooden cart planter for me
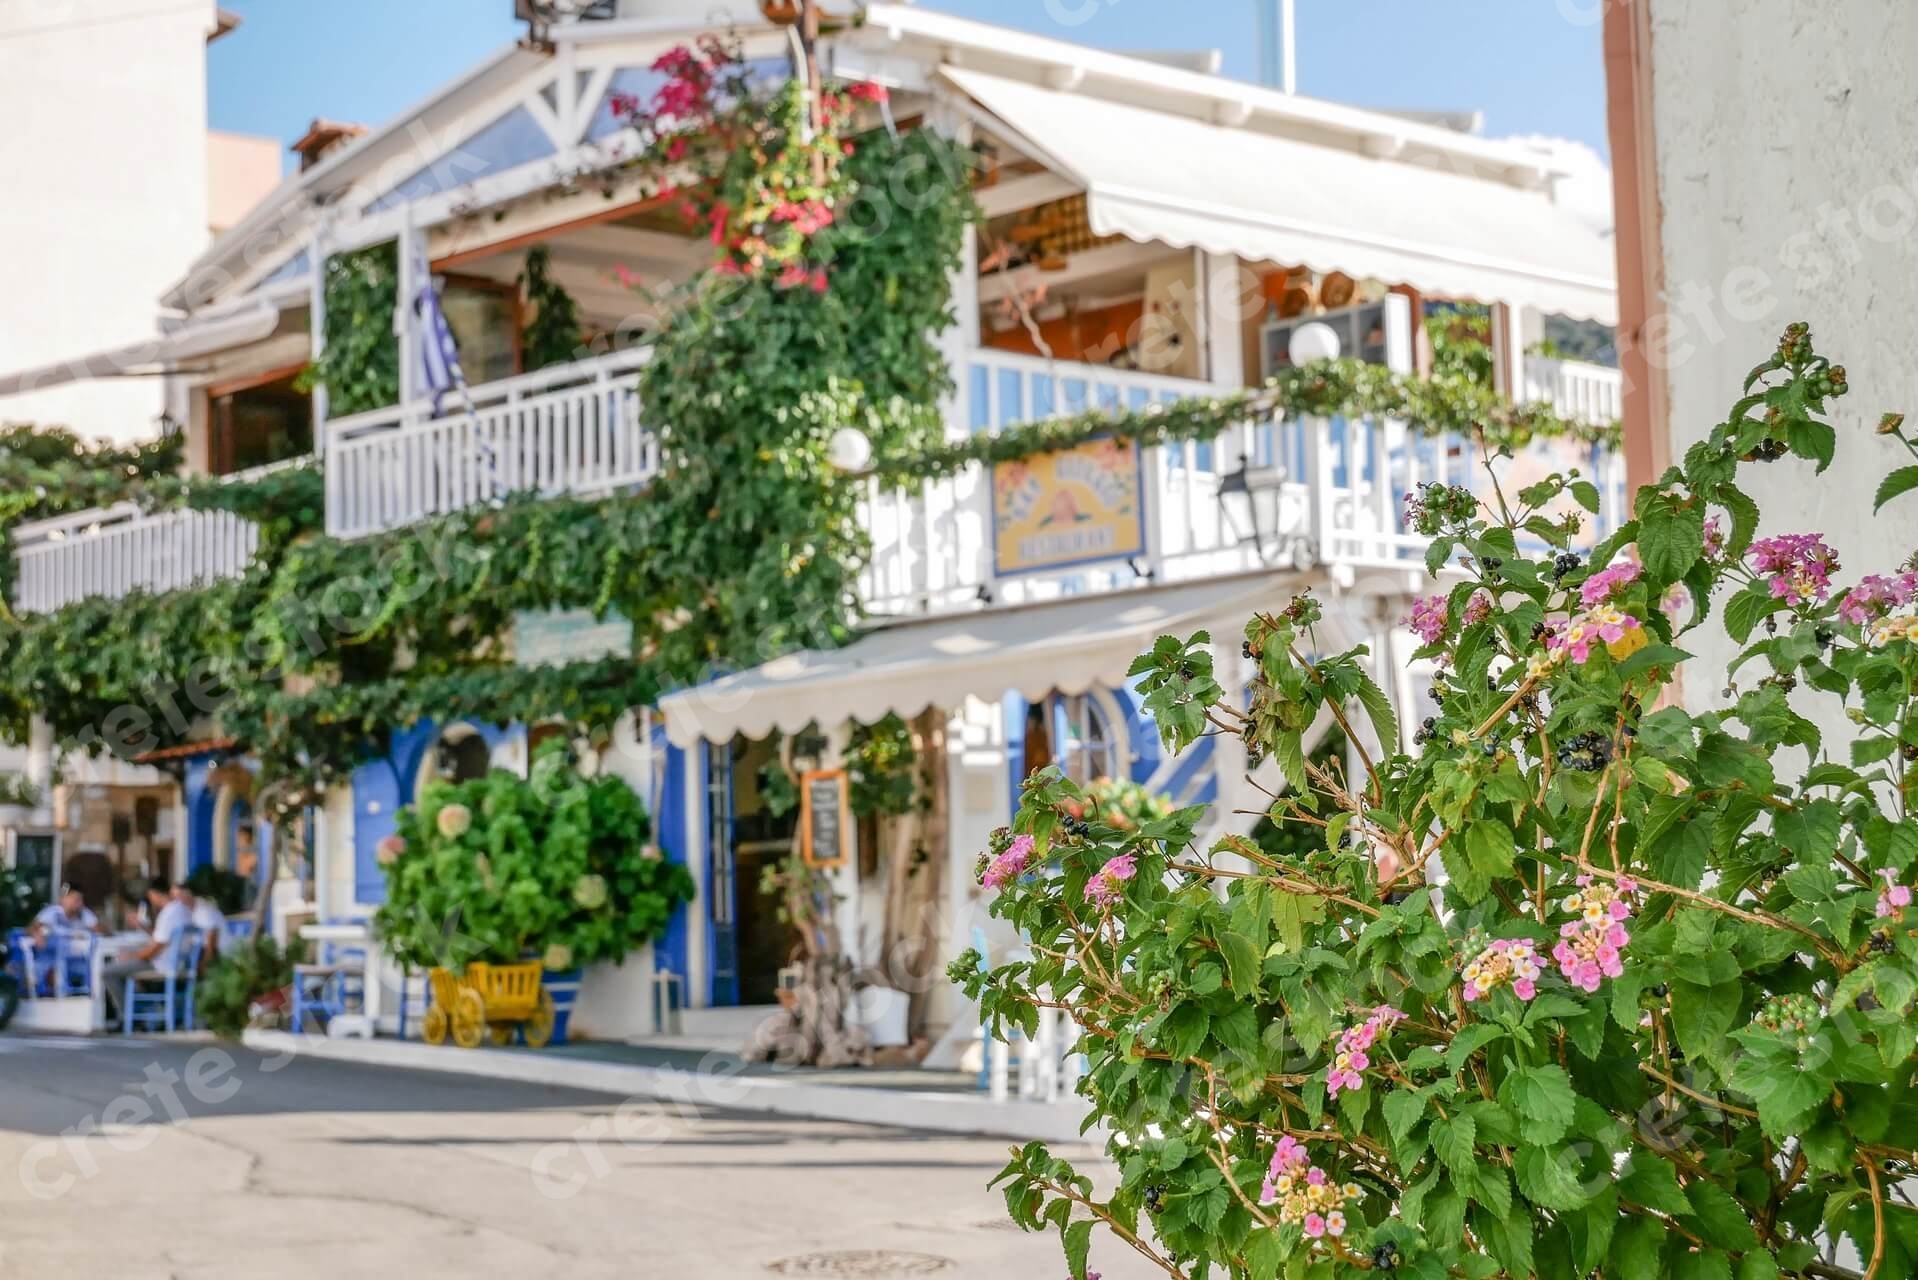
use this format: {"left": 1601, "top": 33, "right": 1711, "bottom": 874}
{"left": 421, "top": 961, "right": 556, "bottom": 1049}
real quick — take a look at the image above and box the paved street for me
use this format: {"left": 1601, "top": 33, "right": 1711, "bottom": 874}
{"left": 0, "top": 1036, "right": 1154, "bottom": 1279}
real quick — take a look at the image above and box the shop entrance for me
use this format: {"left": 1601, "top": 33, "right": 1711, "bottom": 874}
{"left": 706, "top": 736, "right": 801, "bottom": 1007}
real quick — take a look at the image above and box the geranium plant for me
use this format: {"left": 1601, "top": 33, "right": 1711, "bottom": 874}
{"left": 957, "top": 326, "right": 1918, "bottom": 1278}
{"left": 375, "top": 742, "right": 693, "bottom": 973}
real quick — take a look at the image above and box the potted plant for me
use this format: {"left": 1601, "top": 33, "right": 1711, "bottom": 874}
{"left": 375, "top": 741, "right": 694, "bottom": 1049}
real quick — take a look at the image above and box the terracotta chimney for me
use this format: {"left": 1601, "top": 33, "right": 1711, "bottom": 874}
{"left": 290, "top": 119, "right": 368, "bottom": 173}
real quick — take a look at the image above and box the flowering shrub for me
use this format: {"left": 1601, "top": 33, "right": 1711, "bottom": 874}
{"left": 375, "top": 743, "right": 692, "bottom": 973}
{"left": 957, "top": 327, "right": 1918, "bottom": 1277}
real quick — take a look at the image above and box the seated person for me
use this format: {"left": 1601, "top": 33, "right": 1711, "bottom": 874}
{"left": 102, "top": 878, "right": 190, "bottom": 1029}
{"left": 175, "top": 882, "right": 226, "bottom": 966}
{"left": 28, "top": 887, "right": 101, "bottom": 993}
{"left": 30, "top": 886, "right": 100, "bottom": 946}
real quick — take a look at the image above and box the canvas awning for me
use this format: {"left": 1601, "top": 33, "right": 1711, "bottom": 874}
{"left": 0, "top": 302, "right": 281, "bottom": 397}
{"left": 657, "top": 576, "right": 1283, "bottom": 748}
{"left": 944, "top": 67, "right": 1618, "bottom": 324}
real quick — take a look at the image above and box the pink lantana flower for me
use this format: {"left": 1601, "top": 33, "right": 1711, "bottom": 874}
{"left": 981, "top": 834, "right": 1035, "bottom": 890}
{"left": 1839, "top": 572, "right": 1918, "bottom": 626}
{"left": 1876, "top": 868, "right": 1913, "bottom": 920}
{"left": 1325, "top": 1005, "right": 1404, "bottom": 1099}
{"left": 1407, "top": 595, "right": 1448, "bottom": 647}
{"left": 1085, "top": 854, "right": 1137, "bottom": 907}
{"left": 1748, "top": 533, "right": 1840, "bottom": 605}
{"left": 1580, "top": 560, "right": 1641, "bottom": 608}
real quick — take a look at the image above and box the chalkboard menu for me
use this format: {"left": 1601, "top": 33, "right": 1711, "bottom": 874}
{"left": 800, "top": 769, "right": 849, "bottom": 868}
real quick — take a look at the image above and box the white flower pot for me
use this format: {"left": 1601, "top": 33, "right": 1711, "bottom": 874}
{"left": 850, "top": 984, "right": 910, "bottom": 1048}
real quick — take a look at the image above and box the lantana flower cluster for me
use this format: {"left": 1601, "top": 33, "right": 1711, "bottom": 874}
{"left": 1259, "top": 1136, "right": 1362, "bottom": 1242}
{"left": 1461, "top": 937, "right": 1543, "bottom": 1002}
{"left": 1553, "top": 874, "right": 1637, "bottom": 993}
{"left": 1085, "top": 854, "right": 1137, "bottom": 907}
{"left": 1837, "top": 571, "right": 1918, "bottom": 625}
{"left": 1531, "top": 606, "right": 1646, "bottom": 674}
{"left": 1325, "top": 1005, "right": 1406, "bottom": 1098}
{"left": 1876, "top": 868, "right": 1912, "bottom": 920}
{"left": 1407, "top": 595, "right": 1448, "bottom": 647}
{"left": 1748, "top": 533, "right": 1841, "bottom": 604}
{"left": 980, "top": 832, "right": 1036, "bottom": 891}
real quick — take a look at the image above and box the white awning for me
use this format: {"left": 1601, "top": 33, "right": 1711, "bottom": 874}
{"left": 658, "top": 577, "right": 1281, "bottom": 748}
{"left": 945, "top": 67, "right": 1618, "bottom": 324}
{"left": 0, "top": 302, "right": 282, "bottom": 397}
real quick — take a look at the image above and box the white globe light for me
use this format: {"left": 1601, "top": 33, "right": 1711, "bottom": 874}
{"left": 1288, "top": 320, "right": 1343, "bottom": 366}
{"left": 827, "top": 426, "right": 873, "bottom": 474}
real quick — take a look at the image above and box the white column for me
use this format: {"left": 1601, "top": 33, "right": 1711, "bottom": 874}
{"left": 1202, "top": 250, "right": 1250, "bottom": 473}
{"left": 393, "top": 210, "right": 421, "bottom": 410}
{"left": 1489, "top": 301, "right": 1527, "bottom": 399}
{"left": 24, "top": 717, "right": 53, "bottom": 821}
{"left": 308, "top": 226, "right": 330, "bottom": 447}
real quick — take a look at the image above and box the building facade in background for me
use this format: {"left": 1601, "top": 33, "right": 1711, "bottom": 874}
{"left": 0, "top": 0, "right": 276, "bottom": 444}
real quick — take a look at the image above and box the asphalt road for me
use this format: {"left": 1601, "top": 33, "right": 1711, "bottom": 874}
{"left": 0, "top": 1034, "right": 1154, "bottom": 1279}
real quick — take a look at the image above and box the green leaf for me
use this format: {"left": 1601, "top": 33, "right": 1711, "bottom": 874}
{"left": 1432, "top": 1112, "right": 1478, "bottom": 1174}
{"left": 1063, "top": 1218, "right": 1093, "bottom": 1280}
{"left": 1637, "top": 488, "right": 1704, "bottom": 583}
{"left": 1498, "top": 1063, "right": 1577, "bottom": 1145}
{"left": 1618, "top": 1153, "right": 1691, "bottom": 1216}
{"left": 1736, "top": 1251, "right": 1781, "bottom": 1280}
{"left": 1352, "top": 672, "right": 1399, "bottom": 756}
{"left": 1383, "top": 1089, "right": 1426, "bottom": 1146}
{"left": 1682, "top": 1179, "right": 1760, "bottom": 1251}
{"left": 1876, "top": 464, "right": 1918, "bottom": 512}
{"left": 1465, "top": 819, "right": 1518, "bottom": 883}
{"left": 1515, "top": 1143, "right": 1595, "bottom": 1210}
{"left": 1673, "top": 1247, "right": 1733, "bottom": 1280}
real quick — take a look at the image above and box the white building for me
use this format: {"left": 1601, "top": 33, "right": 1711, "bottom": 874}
{"left": 0, "top": 1, "right": 277, "bottom": 445}
{"left": 0, "top": 1, "right": 1625, "bottom": 1055}
{"left": 1606, "top": 0, "right": 1918, "bottom": 719}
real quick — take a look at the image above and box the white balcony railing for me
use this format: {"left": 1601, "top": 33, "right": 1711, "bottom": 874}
{"left": 10, "top": 503, "right": 262, "bottom": 614}
{"left": 324, "top": 346, "right": 657, "bottom": 539}
{"left": 1523, "top": 355, "right": 1623, "bottom": 428}
{"left": 861, "top": 353, "right": 1631, "bottom": 617}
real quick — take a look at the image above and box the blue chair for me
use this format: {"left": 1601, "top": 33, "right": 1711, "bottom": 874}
{"left": 124, "top": 926, "right": 202, "bottom": 1036}
{"left": 5, "top": 929, "right": 42, "bottom": 999}
{"left": 51, "top": 929, "right": 94, "bottom": 996}
{"left": 291, "top": 930, "right": 368, "bottom": 1033}
{"left": 221, "top": 918, "right": 255, "bottom": 950}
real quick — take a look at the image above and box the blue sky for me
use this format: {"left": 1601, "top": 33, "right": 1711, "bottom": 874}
{"left": 209, "top": 1, "right": 1607, "bottom": 167}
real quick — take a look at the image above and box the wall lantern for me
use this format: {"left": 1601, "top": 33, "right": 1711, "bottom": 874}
{"left": 827, "top": 426, "right": 873, "bottom": 474}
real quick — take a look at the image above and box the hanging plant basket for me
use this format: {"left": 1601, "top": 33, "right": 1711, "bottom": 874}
{"left": 760, "top": 0, "right": 803, "bottom": 26}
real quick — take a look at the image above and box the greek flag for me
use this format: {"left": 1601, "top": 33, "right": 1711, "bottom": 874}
{"left": 416, "top": 279, "right": 466, "bottom": 417}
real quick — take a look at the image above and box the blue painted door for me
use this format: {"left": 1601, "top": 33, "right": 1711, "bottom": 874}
{"left": 704, "top": 740, "right": 739, "bottom": 1007}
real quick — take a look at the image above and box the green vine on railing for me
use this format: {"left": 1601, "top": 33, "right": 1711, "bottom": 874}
{"left": 301, "top": 241, "right": 400, "bottom": 417}
{"left": 877, "top": 356, "right": 1619, "bottom": 487}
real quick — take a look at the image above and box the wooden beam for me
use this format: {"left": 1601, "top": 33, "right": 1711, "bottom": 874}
{"left": 976, "top": 171, "right": 1080, "bottom": 219}
{"left": 431, "top": 192, "right": 681, "bottom": 272}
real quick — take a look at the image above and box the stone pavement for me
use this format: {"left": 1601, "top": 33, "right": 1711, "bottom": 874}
{"left": 0, "top": 1034, "right": 1156, "bottom": 1279}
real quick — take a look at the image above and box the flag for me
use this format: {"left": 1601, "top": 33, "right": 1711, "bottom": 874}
{"left": 415, "top": 266, "right": 467, "bottom": 416}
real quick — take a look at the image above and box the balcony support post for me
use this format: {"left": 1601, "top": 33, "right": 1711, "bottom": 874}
{"left": 393, "top": 208, "right": 424, "bottom": 412}
{"left": 308, "top": 226, "right": 329, "bottom": 454}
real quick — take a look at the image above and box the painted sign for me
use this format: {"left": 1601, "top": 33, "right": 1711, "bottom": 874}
{"left": 800, "top": 768, "right": 849, "bottom": 869}
{"left": 991, "top": 436, "right": 1146, "bottom": 578}
{"left": 513, "top": 608, "right": 633, "bottom": 669}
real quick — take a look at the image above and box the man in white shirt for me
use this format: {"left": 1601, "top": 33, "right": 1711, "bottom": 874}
{"left": 102, "top": 878, "right": 192, "bottom": 1029}
{"left": 174, "top": 882, "right": 225, "bottom": 964}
